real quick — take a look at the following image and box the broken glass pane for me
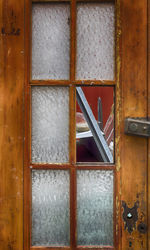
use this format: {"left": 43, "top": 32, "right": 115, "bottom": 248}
{"left": 76, "top": 86, "right": 114, "bottom": 163}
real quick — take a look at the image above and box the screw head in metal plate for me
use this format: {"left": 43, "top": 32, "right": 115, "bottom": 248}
{"left": 129, "top": 123, "right": 138, "bottom": 132}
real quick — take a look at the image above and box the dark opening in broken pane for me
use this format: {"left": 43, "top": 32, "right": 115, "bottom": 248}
{"left": 76, "top": 86, "right": 114, "bottom": 163}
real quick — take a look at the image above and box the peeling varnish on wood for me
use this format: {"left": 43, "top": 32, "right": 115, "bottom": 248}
{"left": 116, "top": 195, "right": 120, "bottom": 235}
{"left": 115, "top": 0, "right": 122, "bottom": 172}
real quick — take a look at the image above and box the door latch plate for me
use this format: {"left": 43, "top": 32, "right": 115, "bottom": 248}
{"left": 122, "top": 201, "right": 139, "bottom": 234}
{"left": 125, "top": 118, "right": 150, "bottom": 137}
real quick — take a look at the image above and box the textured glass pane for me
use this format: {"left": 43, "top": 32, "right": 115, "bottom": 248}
{"left": 32, "top": 170, "right": 70, "bottom": 246}
{"left": 32, "top": 3, "right": 70, "bottom": 79}
{"left": 76, "top": 3, "right": 115, "bottom": 80}
{"left": 32, "top": 87, "right": 69, "bottom": 163}
{"left": 77, "top": 170, "right": 113, "bottom": 246}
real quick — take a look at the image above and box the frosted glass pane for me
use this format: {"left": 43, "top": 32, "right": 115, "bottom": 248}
{"left": 32, "top": 87, "right": 69, "bottom": 163}
{"left": 77, "top": 170, "right": 113, "bottom": 246}
{"left": 32, "top": 170, "right": 70, "bottom": 246}
{"left": 76, "top": 3, "right": 115, "bottom": 80}
{"left": 32, "top": 3, "right": 70, "bottom": 80}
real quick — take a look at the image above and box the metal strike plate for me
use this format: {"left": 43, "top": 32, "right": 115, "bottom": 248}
{"left": 125, "top": 118, "right": 150, "bottom": 137}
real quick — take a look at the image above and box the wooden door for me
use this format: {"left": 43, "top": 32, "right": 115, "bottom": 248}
{"left": 0, "top": 0, "right": 149, "bottom": 250}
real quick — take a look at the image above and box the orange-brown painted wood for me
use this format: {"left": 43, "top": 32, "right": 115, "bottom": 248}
{"left": 70, "top": 168, "right": 77, "bottom": 249}
{"left": 29, "top": 163, "right": 115, "bottom": 170}
{"left": 69, "top": 86, "right": 76, "bottom": 164}
{"left": 31, "top": 247, "right": 114, "bottom": 250}
{"left": 32, "top": 0, "right": 71, "bottom": 2}
{"left": 24, "top": 0, "right": 32, "bottom": 249}
{"left": 114, "top": 0, "right": 122, "bottom": 249}
{"left": 120, "top": 0, "right": 148, "bottom": 249}
{"left": 0, "top": 0, "right": 149, "bottom": 249}
{"left": 30, "top": 80, "right": 115, "bottom": 86}
{"left": 30, "top": 164, "right": 73, "bottom": 169}
{"left": 31, "top": 247, "right": 71, "bottom": 250}
{"left": 0, "top": 0, "right": 24, "bottom": 250}
{"left": 70, "top": 0, "right": 76, "bottom": 80}
{"left": 148, "top": 0, "right": 150, "bottom": 249}
{"left": 76, "top": 165, "right": 115, "bottom": 170}
{"left": 76, "top": 247, "right": 114, "bottom": 250}
{"left": 73, "top": 80, "right": 115, "bottom": 86}
{"left": 32, "top": 0, "right": 114, "bottom": 2}
{"left": 24, "top": 86, "right": 32, "bottom": 250}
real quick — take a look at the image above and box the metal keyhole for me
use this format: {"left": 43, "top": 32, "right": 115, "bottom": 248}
{"left": 127, "top": 213, "right": 133, "bottom": 219}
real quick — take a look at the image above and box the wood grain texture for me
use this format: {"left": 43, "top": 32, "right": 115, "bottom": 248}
{"left": 120, "top": 0, "right": 148, "bottom": 249}
{"left": 0, "top": 0, "right": 24, "bottom": 250}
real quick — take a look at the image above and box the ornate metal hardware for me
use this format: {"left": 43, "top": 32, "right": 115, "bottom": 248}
{"left": 124, "top": 118, "right": 150, "bottom": 137}
{"left": 122, "top": 201, "right": 139, "bottom": 234}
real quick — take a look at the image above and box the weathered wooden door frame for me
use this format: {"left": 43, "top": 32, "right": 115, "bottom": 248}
{"left": 0, "top": 0, "right": 149, "bottom": 249}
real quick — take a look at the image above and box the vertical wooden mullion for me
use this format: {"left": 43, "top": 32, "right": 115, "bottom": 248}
{"left": 70, "top": 0, "right": 76, "bottom": 81}
{"left": 69, "top": 86, "right": 76, "bottom": 164}
{"left": 24, "top": 0, "right": 32, "bottom": 249}
{"left": 148, "top": 0, "right": 150, "bottom": 248}
{"left": 115, "top": 0, "right": 122, "bottom": 249}
{"left": 69, "top": 0, "right": 76, "bottom": 161}
{"left": 70, "top": 168, "right": 77, "bottom": 250}
{"left": 24, "top": 86, "right": 32, "bottom": 250}
{"left": 70, "top": 0, "right": 77, "bottom": 249}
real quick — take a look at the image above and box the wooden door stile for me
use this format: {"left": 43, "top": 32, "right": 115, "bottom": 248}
{"left": 0, "top": 0, "right": 24, "bottom": 249}
{"left": 148, "top": 0, "right": 150, "bottom": 248}
{"left": 121, "top": 0, "right": 148, "bottom": 249}
{"left": 114, "top": 0, "right": 122, "bottom": 249}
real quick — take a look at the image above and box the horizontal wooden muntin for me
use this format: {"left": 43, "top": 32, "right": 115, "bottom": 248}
{"left": 32, "top": 0, "right": 114, "bottom": 3}
{"left": 31, "top": 247, "right": 70, "bottom": 250}
{"left": 30, "top": 246, "right": 114, "bottom": 250}
{"left": 30, "top": 80, "right": 115, "bottom": 86}
{"left": 30, "top": 163, "right": 115, "bottom": 169}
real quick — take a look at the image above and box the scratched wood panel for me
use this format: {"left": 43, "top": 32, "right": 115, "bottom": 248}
{"left": 120, "top": 0, "right": 148, "bottom": 249}
{"left": 0, "top": 0, "right": 24, "bottom": 250}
